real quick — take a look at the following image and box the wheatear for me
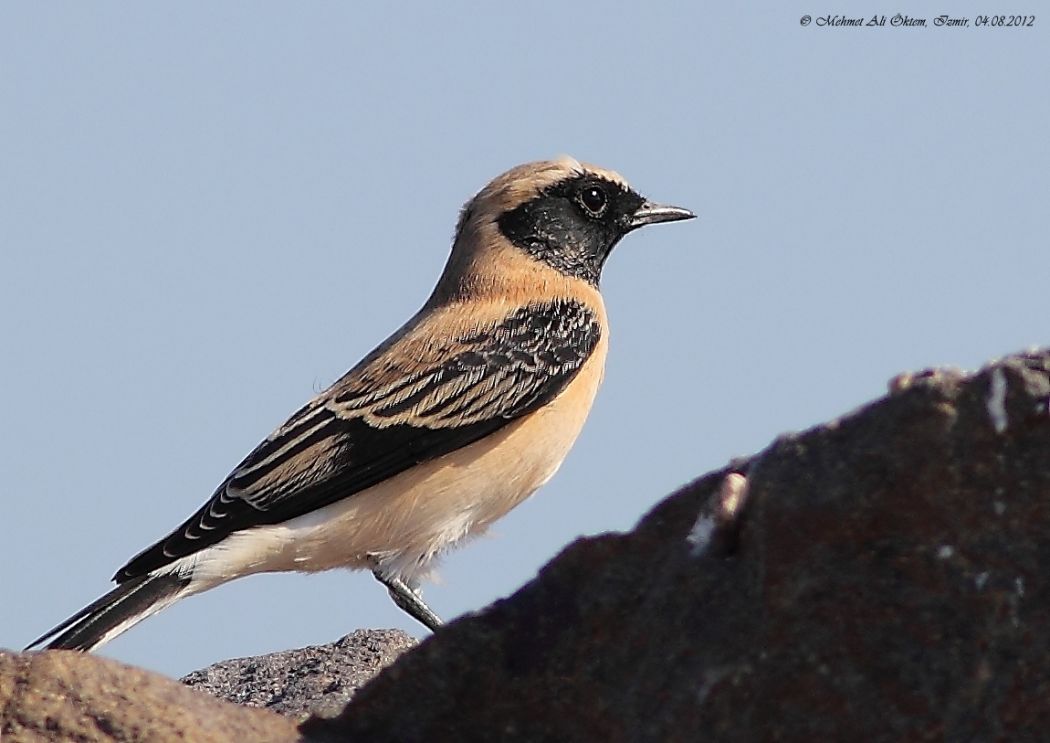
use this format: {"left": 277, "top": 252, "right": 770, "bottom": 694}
{"left": 29, "top": 156, "right": 694, "bottom": 651}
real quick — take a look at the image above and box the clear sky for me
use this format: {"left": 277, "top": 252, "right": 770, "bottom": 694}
{"left": 2, "top": 3, "right": 1047, "bottom": 678}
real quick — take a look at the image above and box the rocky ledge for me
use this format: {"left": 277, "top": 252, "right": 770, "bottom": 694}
{"left": 3, "top": 350, "right": 1048, "bottom": 742}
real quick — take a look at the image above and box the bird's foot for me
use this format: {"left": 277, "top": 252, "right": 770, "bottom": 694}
{"left": 372, "top": 571, "right": 443, "bottom": 631}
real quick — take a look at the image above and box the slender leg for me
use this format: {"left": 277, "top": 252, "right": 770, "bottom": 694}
{"left": 372, "top": 571, "right": 444, "bottom": 631}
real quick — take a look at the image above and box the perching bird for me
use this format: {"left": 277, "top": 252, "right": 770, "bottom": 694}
{"left": 28, "top": 156, "right": 694, "bottom": 652}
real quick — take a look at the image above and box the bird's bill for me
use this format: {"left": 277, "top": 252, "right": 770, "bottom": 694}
{"left": 628, "top": 201, "right": 696, "bottom": 230}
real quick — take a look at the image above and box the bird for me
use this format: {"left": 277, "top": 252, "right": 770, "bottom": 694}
{"left": 27, "top": 156, "right": 694, "bottom": 652}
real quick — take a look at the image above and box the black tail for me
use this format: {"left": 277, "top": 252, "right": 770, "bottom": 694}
{"left": 25, "top": 572, "right": 191, "bottom": 652}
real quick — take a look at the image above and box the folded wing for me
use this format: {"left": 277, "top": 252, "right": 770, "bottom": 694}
{"left": 116, "top": 299, "right": 601, "bottom": 580}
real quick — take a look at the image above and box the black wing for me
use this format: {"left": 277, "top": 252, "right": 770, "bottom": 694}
{"left": 116, "top": 299, "right": 600, "bottom": 580}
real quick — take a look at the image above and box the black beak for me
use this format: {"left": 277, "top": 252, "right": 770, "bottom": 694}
{"left": 627, "top": 201, "right": 697, "bottom": 230}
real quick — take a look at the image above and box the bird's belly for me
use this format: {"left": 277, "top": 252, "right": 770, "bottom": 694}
{"left": 223, "top": 349, "right": 606, "bottom": 584}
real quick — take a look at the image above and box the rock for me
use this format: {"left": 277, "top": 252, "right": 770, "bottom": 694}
{"left": 300, "top": 351, "right": 1050, "bottom": 742}
{"left": 181, "top": 629, "right": 416, "bottom": 719}
{"left": 6, "top": 351, "right": 1049, "bottom": 741}
{"left": 0, "top": 648, "right": 298, "bottom": 742}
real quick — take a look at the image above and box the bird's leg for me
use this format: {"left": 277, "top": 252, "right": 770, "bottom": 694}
{"left": 372, "top": 571, "right": 444, "bottom": 631}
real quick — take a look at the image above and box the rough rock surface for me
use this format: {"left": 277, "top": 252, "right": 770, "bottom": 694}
{"left": 181, "top": 629, "right": 415, "bottom": 719}
{"left": 0, "top": 648, "right": 298, "bottom": 742}
{"left": 4, "top": 351, "right": 1049, "bottom": 742}
{"left": 302, "top": 351, "right": 1050, "bottom": 742}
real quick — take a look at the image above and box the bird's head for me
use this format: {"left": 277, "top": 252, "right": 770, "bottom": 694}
{"left": 436, "top": 156, "right": 694, "bottom": 298}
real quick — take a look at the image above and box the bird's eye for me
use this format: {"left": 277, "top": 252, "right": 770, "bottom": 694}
{"left": 577, "top": 185, "right": 608, "bottom": 217}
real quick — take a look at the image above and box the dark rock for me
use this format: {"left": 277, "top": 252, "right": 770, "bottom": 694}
{"left": 301, "top": 351, "right": 1050, "bottom": 742}
{"left": 7, "top": 351, "right": 1049, "bottom": 742}
{"left": 181, "top": 629, "right": 415, "bottom": 719}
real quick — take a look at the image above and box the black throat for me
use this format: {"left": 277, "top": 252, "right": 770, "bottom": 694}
{"left": 496, "top": 175, "right": 645, "bottom": 287}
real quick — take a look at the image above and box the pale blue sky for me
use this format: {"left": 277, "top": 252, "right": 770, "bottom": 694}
{"left": 2, "top": 3, "right": 1047, "bottom": 677}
